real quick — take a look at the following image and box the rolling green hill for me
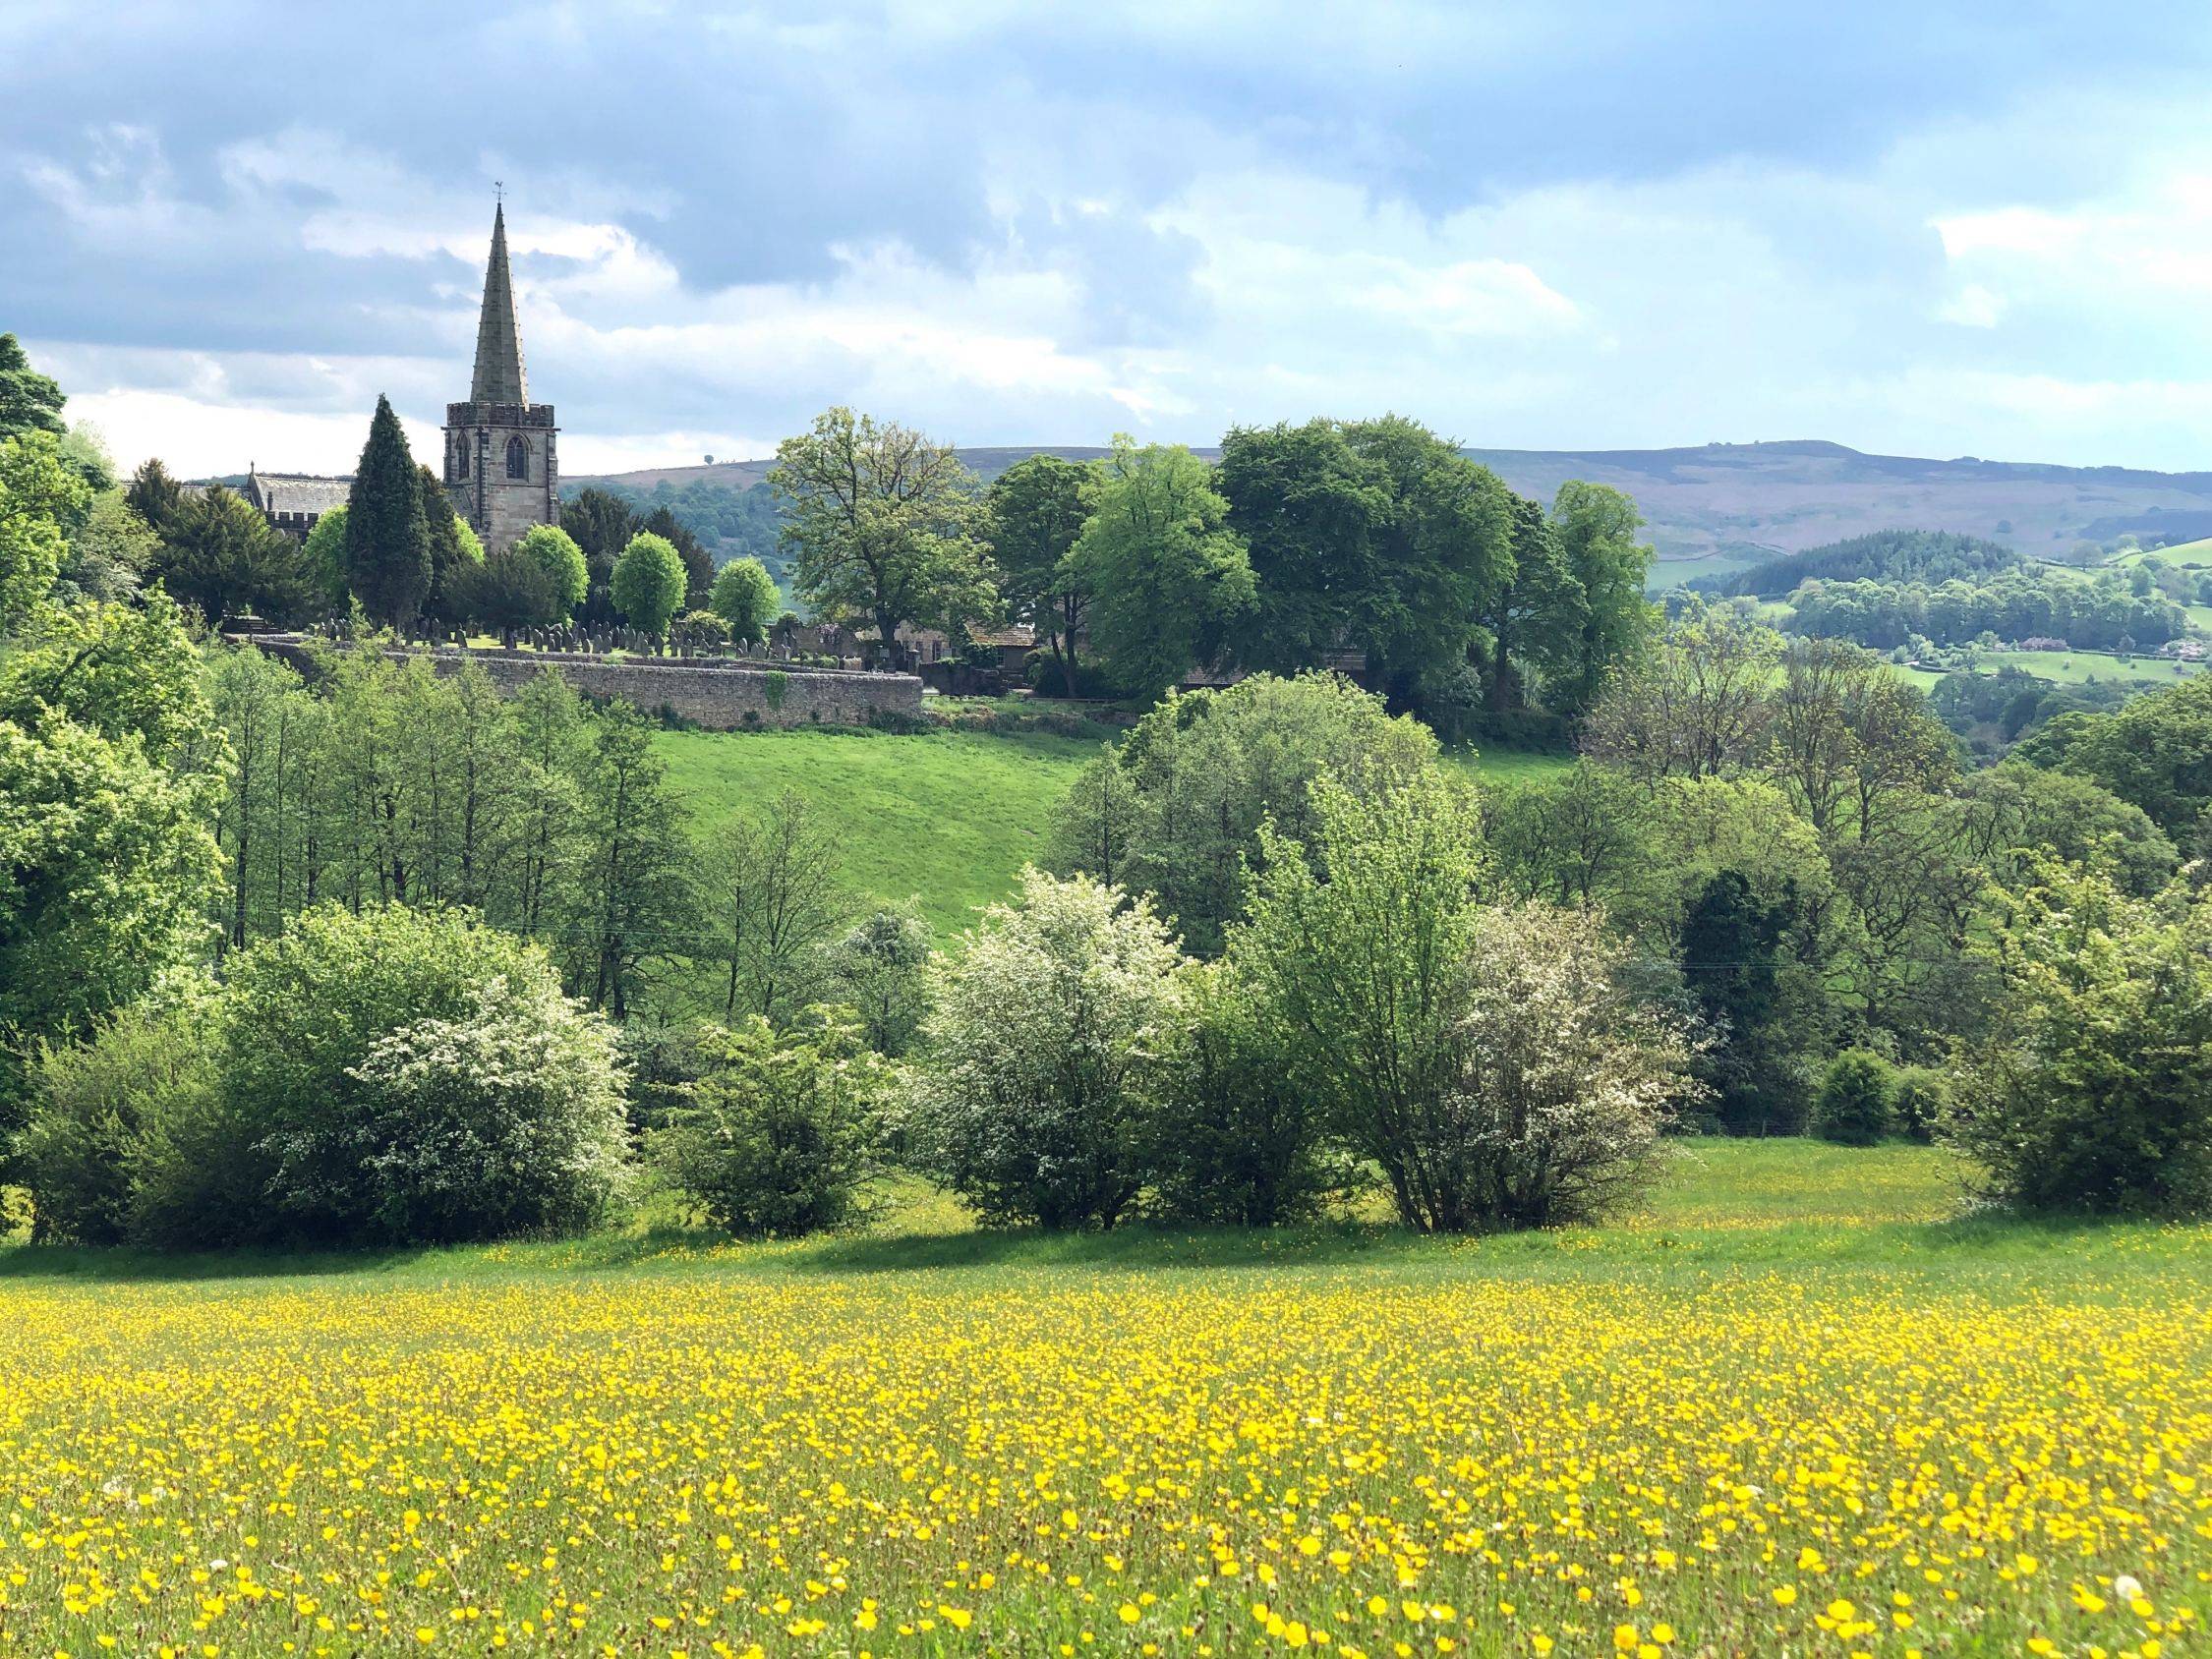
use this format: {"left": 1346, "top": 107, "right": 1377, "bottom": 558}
{"left": 657, "top": 725, "right": 1570, "bottom": 935}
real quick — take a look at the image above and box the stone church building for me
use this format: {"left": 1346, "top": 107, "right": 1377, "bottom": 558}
{"left": 233, "top": 204, "right": 558, "bottom": 553}
{"left": 442, "top": 204, "right": 558, "bottom": 552}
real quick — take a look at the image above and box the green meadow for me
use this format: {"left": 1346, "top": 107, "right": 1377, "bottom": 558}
{"left": 659, "top": 723, "right": 1573, "bottom": 934}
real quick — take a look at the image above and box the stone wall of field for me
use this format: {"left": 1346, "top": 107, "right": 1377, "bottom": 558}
{"left": 244, "top": 636, "right": 923, "bottom": 729}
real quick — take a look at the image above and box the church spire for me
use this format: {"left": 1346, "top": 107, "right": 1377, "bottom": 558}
{"left": 468, "top": 201, "right": 529, "bottom": 405}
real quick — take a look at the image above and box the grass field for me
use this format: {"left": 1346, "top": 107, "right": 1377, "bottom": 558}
{"left": 1, "top": 1141, "right": 2205, "bottom": 1657}
{"left": 1644, "top": 553, "right": 1760, "bottom": 591}
{"left": 2117, "top": 538, "right": 2212, "bottom": 570}
{"left": 660, "top": 726, "right": 1574, "bottom": 935}
{"left": 1991, "top": 649, "right": 2202, "bottom": 688}
{"left": 659, "top": 727, "right": 1099, "bottom": 934}
{"left": 1896, "top": 650, "right": 2205, "bottom": 695}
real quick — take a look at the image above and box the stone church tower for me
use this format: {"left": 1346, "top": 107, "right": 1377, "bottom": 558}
{"left": 444, "top": 204, "right": 557, "bottom": 552}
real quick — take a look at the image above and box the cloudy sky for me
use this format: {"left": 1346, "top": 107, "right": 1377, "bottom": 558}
{"left": 7, "top": 1, "right": 2212, "bottom": 478}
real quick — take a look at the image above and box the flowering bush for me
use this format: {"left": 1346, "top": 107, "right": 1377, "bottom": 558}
{"left": 225, "top": 906, "right": 626, "bottom": 1245}
{"left": 910, "top": 869, "right": 1184, "bottom": 1230}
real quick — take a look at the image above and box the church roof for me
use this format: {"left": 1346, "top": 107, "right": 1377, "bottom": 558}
{"left": 245, "top": 472, "right": 353, "bottom": 516}
{"left": 468, "top": 202, "right": 529, "bottom": 406}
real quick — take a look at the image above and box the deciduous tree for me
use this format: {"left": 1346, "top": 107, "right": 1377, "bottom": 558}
{"left": 986, "top": 453, "right": 1091, "bottom": 696}
{"left": 0, "top": 334, "right": 65, "bottom": 442}
{"left": 1069, "top": 436, "right": 1253, "bottom": 704}
{"left": 611, "top": 532, "right": 688, "bottom": 639}
{"left": 707, "top": 555, "right": 780, "bottom": 645}
{"left": 1552, "top": 480, "right": 1658, "bottom": 714}
{"left": 1949, "top": 860, "right": 2212, "bottom": 1215}
{"left": 769, "top": 407, "right": 994, "bottom": 655}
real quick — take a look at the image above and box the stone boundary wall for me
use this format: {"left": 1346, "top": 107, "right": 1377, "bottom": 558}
{"left": 240, "top": 636, "right": 923, "bottom": 730}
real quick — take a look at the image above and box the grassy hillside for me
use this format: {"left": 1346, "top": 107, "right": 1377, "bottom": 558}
{"left": 659, "top": 725, "right": 1572, "bottom": 934}
{"left": 1981, "top": 649, "right": 2203, "bottom": 688}
{"left": 658, "top": 726, "right": 1097, "bottom": 934}
{"left": 2117, "top": 535, "right": 2212, "bottom": 569}
{"left": 1, "top": 1141, "right": 2205, "bottom": 1655}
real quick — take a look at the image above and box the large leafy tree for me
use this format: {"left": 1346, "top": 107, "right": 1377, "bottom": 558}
{"left": 1218, "top": 417, "right": 1514, "bottom": 706}
{"left": 611, "top": 532, "right": 688, "bottom": 638}
{"left": 1217, "top": 419, "right": 1388, "bottom": 677}
{"left": 640, "top": 505, "right": 713, "bottom": 608}
{"left": 1340, "top": 416, "right": 1513, "bottom": 704}
{"left": 0, "top": 456, "right": 223, "bottom": 1137}
{"left": 1582, "top": 601, "right": 1783, "bottom": 783}
{"left": 1475, "top": 491, "right": 1583, "bottom": 711}
{"left": 1552, "top": 480, "right": 1658, "bottom": 714}
{"left": 1954, "top": 762, "right": 2178, "bottom": 897}
{"left": 1679, "top": 868, "right": 1805, "bottom": 1134}
{"left": 1069, "top": 436, "right": 1253, "bottom": 703}
{"left": 1046, "top": 670, "right": 1437, "bottom": 955}
{"left": 57, "top": 490, "right": 158, "bottom": 605}
{"left": 344, "top": 395, "right": 431, "bottom": 629}
{"left": 1227, "top": 768, "right": 1487, "bottom": 1232}
{"left": 985, "top": 453, "right": 1091, "bottom": 696}
{"left": 562, "top": 702, "right": 694, "bottom": 1018}
{"left": 0, "top": 333, "right": 65, "bottom": 443}
{"left": 698, "top": 789, "right": 844, "bottom": 1025}
{"left": 300, "top": 504, "right": 354, "bottom": 610}
{"left": 514, "top": 524, "right": 589, "bottom": 618}
{"left": 2019, "top": 674, "right": 2212, "bottom": 839}
{"left": 0, "top": 430, "right": 83, "bottom": 631}
{"left": 770, "top": 407, "right": 993, "bottom": 655}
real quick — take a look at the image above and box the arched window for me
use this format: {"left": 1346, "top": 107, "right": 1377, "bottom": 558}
{"left": 455, "top": 437, "right": 469, "bottom": 481}
{"left": 506, "top": 435, "right": 529, "bottom": 480}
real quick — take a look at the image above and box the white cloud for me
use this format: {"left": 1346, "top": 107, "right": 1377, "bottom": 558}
{"left": 29, "top": 68, "right": 2212, "bottom": 479}
{"left": 63, "top": 389, "right": 437, "bottom": 479}
{"left": 1939, "top": 283, "right": 2007, "bottom": 327}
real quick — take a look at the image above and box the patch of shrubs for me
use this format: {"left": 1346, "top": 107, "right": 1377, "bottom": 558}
{"left": 1812, "top": 1050, "right": 1893, "bottom": 1146}
{"left": 649, "top": 1011, "right": 895, "bottom": 1237}
{"left": 23, "top": 905, "right": 628, "bottom": 1247}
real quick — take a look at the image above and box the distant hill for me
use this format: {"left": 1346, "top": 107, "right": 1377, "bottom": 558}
{"left": 569, "top": 438, "right": 2212, "bottom": 576}
{"left": 1700, "top": 530, "right": 2031, "bottom": 599}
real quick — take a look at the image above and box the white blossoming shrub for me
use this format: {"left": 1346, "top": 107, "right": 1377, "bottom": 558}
{"left": 337, "top": 967, "right": 631, "bottom": 1243}
{"left": 1443, "top": 901, "right": 1698, "bottom": 1229}
{"left": 909, "top": 868, "right": 1186, "bottom": 1230}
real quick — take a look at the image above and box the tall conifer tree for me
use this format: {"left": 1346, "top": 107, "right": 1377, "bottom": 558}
{"left": 345, "top": 394, "right": 430, "bottom": 629}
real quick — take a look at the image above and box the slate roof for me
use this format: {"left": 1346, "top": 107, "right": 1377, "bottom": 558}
{"left": 469, "top": 203, "right": 529, "bottom": 406}
{"left": 245, "top": 473, "right": 353, "bottom": 517}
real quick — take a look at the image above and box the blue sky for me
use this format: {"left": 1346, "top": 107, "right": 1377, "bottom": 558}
{"left": 7, "top": 0, "right": 2212, "bottom": 477}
